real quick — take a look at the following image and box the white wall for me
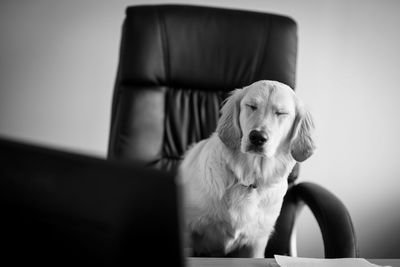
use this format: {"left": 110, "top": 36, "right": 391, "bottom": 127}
{"left": 0, "top": 0, "right": 399, "bottom": 258}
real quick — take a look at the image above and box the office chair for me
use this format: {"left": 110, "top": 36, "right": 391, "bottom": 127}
{"left": 108, "top": 4, "right": 358, "bottom": 258}
{"left": 0, "top": 138, "right": 183, "bottom": 265}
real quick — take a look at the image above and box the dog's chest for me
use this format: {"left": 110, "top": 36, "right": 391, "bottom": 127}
{"left": 224, "top": 181, "right": 286, "bottom": 239}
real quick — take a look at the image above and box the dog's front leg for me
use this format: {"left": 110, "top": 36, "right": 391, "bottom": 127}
{"left": 250, "top": 237, "right": 269, "bottom": 258}
{"left": 227, "top": 237, "right": 269, "bottom": 258}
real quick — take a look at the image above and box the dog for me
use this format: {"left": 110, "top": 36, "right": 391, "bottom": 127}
{"left": 177, "top": 80, "right": 315, "bottom": 258}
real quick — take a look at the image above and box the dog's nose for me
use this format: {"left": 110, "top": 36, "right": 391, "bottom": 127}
{"left": 249, "top": 130, "right": 268, "bottom": 146}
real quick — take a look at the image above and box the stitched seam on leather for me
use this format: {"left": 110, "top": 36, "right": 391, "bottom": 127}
{"left": 157, "top": 7, "right": 171, "bottom": 84}
{"left": 162, "top": 156, "right": 184, "bottom": 160}
{"left": 254, "top": 16, "right": 271, "bottom": 80}
{"left": 155, "top": 7, "right": 171, "bottom": 160}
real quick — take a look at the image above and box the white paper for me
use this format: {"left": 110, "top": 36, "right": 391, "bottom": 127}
{"left": 274, "top": 255, "right": 391, "bottom": 267}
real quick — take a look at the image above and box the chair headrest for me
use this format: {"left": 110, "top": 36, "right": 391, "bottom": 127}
{"left": 119, "top": 4, "right": 298, "bottom": 90}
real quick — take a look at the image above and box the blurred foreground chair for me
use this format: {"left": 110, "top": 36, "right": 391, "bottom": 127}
{"left": 108, "top": 4, "right": 358, "bottom": 258}
{"left": 0, "top": 139, "right": 183, "bottom": 265}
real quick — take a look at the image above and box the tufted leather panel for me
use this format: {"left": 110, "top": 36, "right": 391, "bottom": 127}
{"left": 108, "top": 5, "right": 298, "bottom": 178}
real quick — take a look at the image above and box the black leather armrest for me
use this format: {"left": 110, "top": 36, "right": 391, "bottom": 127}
{"left": 266, "top": 182, "right": 359, "bottom": 258}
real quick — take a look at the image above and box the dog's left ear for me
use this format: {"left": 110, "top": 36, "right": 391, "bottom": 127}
{"left": 216, "top": 88, "right": 245, "bottom": 150}
{"left": 290, "top": 102, "right": 316, "bottom": 162}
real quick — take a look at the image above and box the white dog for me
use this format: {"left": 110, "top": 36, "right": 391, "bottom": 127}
{"left": 178, "top": 80, "right": 315, "bottom": 258}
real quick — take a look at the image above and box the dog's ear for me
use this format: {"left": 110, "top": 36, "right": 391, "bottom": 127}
{"left": 290, "top": 102, "right": 316, "bottom": 162}
{"left": 217, "top": 89, "right": 244, "bottom": 150}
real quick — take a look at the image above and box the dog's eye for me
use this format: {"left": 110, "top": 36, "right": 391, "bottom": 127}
{"left": 246, "top": 104, "right": 257, "bottom": 111}
{"left": 275, "top": 111, "right": 289, "bottom": 116}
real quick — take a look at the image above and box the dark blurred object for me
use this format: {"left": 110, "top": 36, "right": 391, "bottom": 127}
{"left": 108, "top": 4, "right": 358, "bottom": 258}
{"left": 0, "top": 138, "right": 183, "bottom": 266}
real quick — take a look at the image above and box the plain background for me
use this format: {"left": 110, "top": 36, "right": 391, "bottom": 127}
{"left": 0, "top": 0, "right": 399, "bottom": 258}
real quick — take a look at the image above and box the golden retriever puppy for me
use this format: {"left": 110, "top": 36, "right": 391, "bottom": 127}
{"left": 178, "top": 80, "right": 315, "bottom": 258}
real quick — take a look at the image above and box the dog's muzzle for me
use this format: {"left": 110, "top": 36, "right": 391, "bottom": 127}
{"left": 249, "top": 130, "right": 268, "bottom": 147}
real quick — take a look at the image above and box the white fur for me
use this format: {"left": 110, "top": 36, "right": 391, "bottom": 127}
{"left": 178, "top": 80, "right": 315, "bottom": 258}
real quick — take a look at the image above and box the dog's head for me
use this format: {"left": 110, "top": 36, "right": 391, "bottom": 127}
{"left": 217, "top": 80, "right": 315, "bottom": 162}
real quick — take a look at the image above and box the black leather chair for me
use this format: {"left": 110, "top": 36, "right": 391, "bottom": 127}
{"left": 108, "top": 4, "right": 358, "bottom": 258}
{"left": 0, "top": 139, "right": 184, "bottom": 266}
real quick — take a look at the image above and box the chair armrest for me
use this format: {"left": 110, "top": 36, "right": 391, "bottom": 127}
{"left": 265, "top": 182, "right": 359, "bottom": 258}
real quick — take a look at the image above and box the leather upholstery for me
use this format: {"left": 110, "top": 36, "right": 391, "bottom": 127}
{"left": 0, "top": 138, "right": 183, "bottom": 265}
{"left": 108, "top": 5, "right": 298, "bottom": 179}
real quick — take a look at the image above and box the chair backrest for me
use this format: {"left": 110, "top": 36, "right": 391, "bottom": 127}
{"left": 0, "top": 138, "right": 183, "bottom": 265}
{"left": 108, "top": 4, "right": 298, "bottom": 179}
